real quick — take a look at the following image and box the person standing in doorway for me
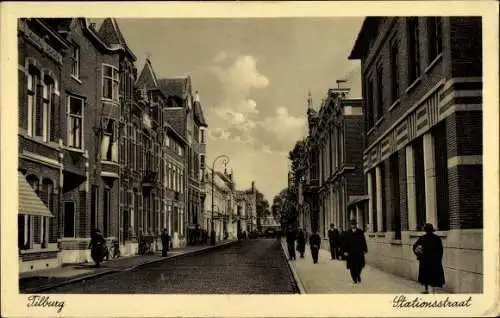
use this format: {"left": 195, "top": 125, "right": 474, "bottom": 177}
{"left": 286, "top": 228, "right": 297, "bottom": 260}
{"left": 343, "top": 219, "right": 368, "bottom": 284}
{"left": 327, "top": 224, "right": 340, "bottom": 260}
{"left": 309, "top": 229, "right": 321, "bottom": 264}
{"left": 413, "top": 223, "right": 445, "bottom": 294}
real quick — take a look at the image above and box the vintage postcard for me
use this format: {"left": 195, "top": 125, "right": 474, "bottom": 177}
{"left": 1, "top": 1, "right": 498, "bottom": 317}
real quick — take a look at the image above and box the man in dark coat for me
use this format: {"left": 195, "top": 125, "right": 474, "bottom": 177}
{"left": 296, "top": 228, "right": 306, "bottom": 258}
{"left": 413, "top": 223, "right": 445, "bottom": 294}
{"left": 309, "top": 230, "right": 321, "bottom": 264}
{"left": 161, "top": 228, "right": 170, "bottom": 257}
{"left": 343, "top": 219, "right": 368, "bottom": 284}
{"left": 327, "top": 223, "right": 340, "bottom": 260}
{"left": 286, "top": 228, "right": 297, "bottom": 260}
{"left": 338, "top": 226, "right": 347, "bottom": 260}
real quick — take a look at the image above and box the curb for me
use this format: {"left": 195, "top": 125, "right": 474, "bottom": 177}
{"left": 21, "top": 240, "right": 237, "bottom": 293}
{"left": 279, "top": 239, "right": 306, "bottom": 294}
{"left": 123, "top": 240, "right": 237, "bottom": 271}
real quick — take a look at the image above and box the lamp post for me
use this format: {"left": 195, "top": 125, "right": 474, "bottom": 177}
{"left": 211, "top": 155, "right": 229, "bottom": 245}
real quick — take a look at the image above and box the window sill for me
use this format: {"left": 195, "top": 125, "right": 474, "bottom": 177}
{"left": 19, "top": 246, "right": 59, "bottom": 254}
{"left": 424, "top": 53, "right": 443, "bottom": 74}
{"left": 409, "top": 230, "right": 448, "bottom": 238}
{"left": 21, "top": 134, "right": 60, "bottom": 150}
{"left": 405, "top": 76, "right": 422, "bottom": 94}
{"left": 64, "top": 146, "right": 85, "bottom": 154}
{"left": 388, "top": 99, "right": 400, "bottom": 112}
{"left": 101, "top": 160, "right": 120, "bottom": 166}
{"left": 390, "top": 239, "right": 403, "bottom": 245}
{"left": 71, "top": 75, "right": 82, "bottom": 84}
{"left": 101, "top": 98, "right": 119, "bottom": 104}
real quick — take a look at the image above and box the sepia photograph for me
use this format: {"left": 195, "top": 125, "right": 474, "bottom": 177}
{"left": 1, "top": 1, "right": 499, "bottom": 317}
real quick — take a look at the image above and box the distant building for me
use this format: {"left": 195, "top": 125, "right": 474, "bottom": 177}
{"left": 349, "top": 17, "right": 483, "bottom": 293}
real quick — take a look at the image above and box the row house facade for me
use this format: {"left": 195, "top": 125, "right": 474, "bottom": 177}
{"left": 18, "top": 17, "right": 138, "bottom": 270}
{"left": 298, "top": 90, "right": 365, "bottom": 238}
{"left": 349, "top": 17, "right": 483, "bottom": 293}
{"left": 133, "top": 58, "right": 188, "bottom": 250}
{"left": 17, "top": 18, "right": 209, "bottom": 273}
{"left": 203, "top": 168, "right": 236, "bottom": 241}
{"left": 158, "top": 76, "right": 208, "bottom": 247}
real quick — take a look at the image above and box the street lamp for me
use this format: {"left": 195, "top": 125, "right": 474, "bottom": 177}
{"left": 211, "top": 154, "right": 229, "bottom": 245}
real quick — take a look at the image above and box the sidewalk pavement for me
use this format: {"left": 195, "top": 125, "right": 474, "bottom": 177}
{"left": 20, "top": 240, "right": 234, "bottom": 293}
{"left": 280, "top": 240, "right": 431, "bottom": 294}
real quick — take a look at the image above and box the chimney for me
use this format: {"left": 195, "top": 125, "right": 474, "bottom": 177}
{"left": 194, "top": 90, "right": 200, "bottom": 103}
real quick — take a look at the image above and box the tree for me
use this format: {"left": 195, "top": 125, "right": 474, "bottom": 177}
{"left": 255, "top": 189, "right": 270, "bottom": 230}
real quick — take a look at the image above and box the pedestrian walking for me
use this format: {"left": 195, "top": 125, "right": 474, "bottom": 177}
{"left": 161, "top": 228, "right": 170, "bottom": 257}
{"left": 296, "top": 228, "right": 306, "bottom": 258}
{"left": 338, "top": 226, "right": 347, "bottom": 260}
{"left": 286, "top": 228, "right": 297, "bottom": 260}
{"left": 88, "top": 228, "right": 106, "bottom": 268}
{"left": 309, "top": 230, "right": 321, "bottom": 264}
{"left": 343, "top": 219, "right": 368, "bottom": 284}
{"left": 413, "top": 223, "right": 445, "bottom": 294}
{"left": 327, "top": 223, "right": 340, "bottom": 260}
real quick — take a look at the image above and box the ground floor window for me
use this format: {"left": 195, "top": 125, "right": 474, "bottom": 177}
{"left": 103, "top": 188, "right": 110, "bottom": 237}
{"left": 63, "top": 202, "right": 75, "bottom": 238}
{"left": 18, "top": 214, "right": 32, "bottom": 250}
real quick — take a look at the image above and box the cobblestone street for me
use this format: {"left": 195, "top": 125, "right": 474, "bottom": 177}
{"left": 44, "top": 239, "right": 298, "bottom": 294}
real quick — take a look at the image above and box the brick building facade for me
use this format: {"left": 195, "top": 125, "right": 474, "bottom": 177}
{"left": 298, "top": 89, "right": 365, "bottom": 238}
{"left": 349, "top": 17, "right": 483, "bottom": 293}
{"left": 18, "top": 18, "right": 69, "bottom": 272}
{"left": 18, "top": 18, "right": 210, "bottom": 272}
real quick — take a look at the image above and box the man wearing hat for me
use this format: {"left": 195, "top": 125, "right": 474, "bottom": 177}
{"left": 343, "top": 219, "right": 368, "bottom": 284}
{"left": 413, "top": 223, "right": 445, "bottom": 294}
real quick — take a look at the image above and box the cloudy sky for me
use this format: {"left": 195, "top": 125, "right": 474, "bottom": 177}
{"left": 109, "top": 18, "right": 364, "bottom": 202}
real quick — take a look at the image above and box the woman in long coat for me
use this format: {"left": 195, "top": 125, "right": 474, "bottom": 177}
{"left": 88, "top": 228, "right": 106, "bottom": 268}
{"left": 296, "top": 229, "right": 306, "bottom": 258}
{"left": 161, "top": 229, "right": 170, "bottom": 257}
{"left": 413, "top": 223, "right": 445, "bottom": 294}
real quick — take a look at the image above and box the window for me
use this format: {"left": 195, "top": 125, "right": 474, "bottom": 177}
{"left": 91, "top": 185, "right": 98, "bottom": 232}
{"left": 27, "top": 72, "right": 37, "bottom": 137}
{"left": 165, "top": 135, "right": 170, "bottom": 148}
{"left": 168, "top": 163, "right": 173, "bottom": 189}
{"left": 18, "top": 214, "right": 32, "bottom": 250}
{"left": 102, "top": 119, "right": 116, "bottom": 161}
{"left": 103, "top": 188, "right": 110, "bottom": 237}
{"left": 375, "top": 63, "right": 384, "bottom": 120}
{"left": 390, "top": 154, "right": 401, "bottom": 239}
{"left": 71, "top": 45, "right": 80, "bottom": 78}
{"left": 390, "top": 40, "right": 400, "bottom": 104}
{"left": 413, "top": 137, "right": 426, "bottom": 231}
{"left": 427, "top": 17, "right": 443, "bottom": 63}
{"left": 200, "top": 128, "right": 207, "bottom": 144}
{"left": 365, "top": 77, "right": 374, "bottom": 130}
{"left": 41, "top": 79, "right": 54, "bottom": 142}
{"left": 102, "top": 65, "right": 119, "bottom": 101}
{"left": 407, "top": 17, "right": 421, "bottom": 84}
{"left": 63, "top": 202, "right": 75, "bottom": 237}
{"left": 180, "top": 171, "right": 184, "bottom": 193}
{"left": 433, "top": 122, "right": 450, "bottom": 230}
{"left": 67, "top": 96, "right": 83, "bottom": 149}
{"left": 178, "top": 145, "right": 183, "bottom": 156}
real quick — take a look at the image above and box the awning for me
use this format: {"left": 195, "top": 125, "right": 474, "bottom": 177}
{"left": 18, "top": 172, "right": 54, "bottom": 217}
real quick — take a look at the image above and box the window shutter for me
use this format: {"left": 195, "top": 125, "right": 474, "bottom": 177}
{"left": 50, "top": 91, "right": 59, "bottom": 141}
{"left": 18, "top": 70, "right": 27, "bottom": 129}
{"left": 35, "top": 84, "right": 43, "bottom": 136}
